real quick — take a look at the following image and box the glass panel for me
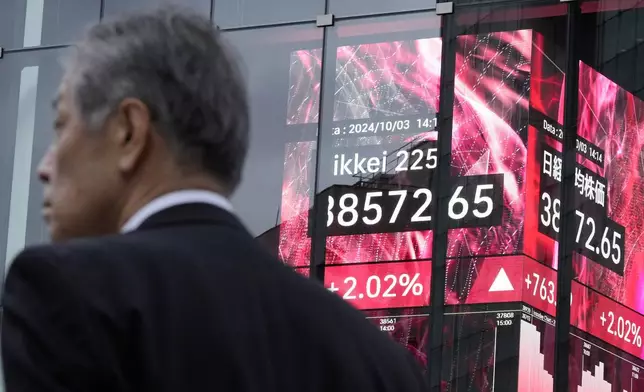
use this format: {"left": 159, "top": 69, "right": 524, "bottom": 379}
{"left": 328, "top": 0, "right": 436, "bottom": 19}
{"left": 565, "top": 1, "right": 644, "bottom": 390}
{"left": 103, "top": 0, "right": 210, "bottom": 18}
{"left": 316, "top": 12, "right": 442, "bottom": 265}
{"left": 214, "top": 0, "right": 323, "bottom": 29}
{"left": 366, "top": 308, "right": 431, "bottom": 368}
{"left": 0, "top": 48, "right": 68, "bottom": 277}
{"left": 314, "top": 11, "right": 441, "bottom": 371}
{"left": 0, "top": 0, "right": 100, "bottom": 49}
{"left": 442, "top": 303, "right": 523, "bottom": 390}
{"left": 223, "top": 24, "right": 322, "bottom": 268}
{"left": 441, "top": 2, "right": 568, "bottom": 391}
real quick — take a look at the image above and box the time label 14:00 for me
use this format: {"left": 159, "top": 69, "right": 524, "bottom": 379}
{"left": 322, "top": 174, "right": 504, "bottom": 236}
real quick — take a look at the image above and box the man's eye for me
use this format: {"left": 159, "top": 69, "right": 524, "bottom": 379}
{"left": 53, "top": 120, "right": 64, "bottom": 132}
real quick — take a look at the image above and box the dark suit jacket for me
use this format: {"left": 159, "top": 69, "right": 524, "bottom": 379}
{"left": 2, "top": 203, "right": 427, "bottom": 391}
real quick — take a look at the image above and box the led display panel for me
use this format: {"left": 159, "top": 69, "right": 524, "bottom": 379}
{"left": 324, "top": 260, "right": 431, "bottom": 310}
{"left": 277, "top": 47, "right": 322, "bottom": 267}
{"left": 259, "top": 7, "right": 644, "bottom": 389}
{"left": 519, "top": 304, "right": 644, "bottom": 392}
{"left": 317, "top": 32, "right": 442, "bottom": 265}
{"left": 365, "top": 308, "right": 430, "bottom": 369}
{"left": 574, "top": 62, "right": 644, "bottom": 315}
{"left": 314, "top": 13, "right": 442, "bottom": 369}
{"left": 527, "top": 61, "right": 644, "bottom": 363}
{"left": 448, "top": 29, "right": 531, "bottom": 258}
{"left": 441, "top": 304, "right": 522, "bottom": 391}
{"left": 441, "top": 8, "right": 569, "bottom": 390}
{"left": 446, "top": 24, "right": 568, "bottom": 306}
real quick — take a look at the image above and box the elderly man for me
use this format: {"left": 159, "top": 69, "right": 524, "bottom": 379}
{"left": 1, "top": 6, "right": 427, "bottom": 392}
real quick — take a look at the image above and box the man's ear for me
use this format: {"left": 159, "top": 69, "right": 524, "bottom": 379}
{"left": 112, "top": 98, "right": 152, "bottom": 173}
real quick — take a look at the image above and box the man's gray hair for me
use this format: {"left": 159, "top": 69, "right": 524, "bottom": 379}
{"left": 65, "top": 7, "right": 249, "bottom": 191}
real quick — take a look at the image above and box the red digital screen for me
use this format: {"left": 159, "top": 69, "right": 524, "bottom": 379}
{"left": 526, "top": 60, "right": 644, "bottom": 363}
{"left": 445, "top": 28, "right": 567, "bottom": 307}
{"left": 276, "top": 15, "right": 644, "bottom": 390}
{"left": 276, "top": 49, "right": 322, "bottom": 267}
{"left": 324, "top": 260, "right": 431, "bottom": 310}
{"left": 446, "top": 255, "right": 525, "bottom": 305}
{"left": 572, "top": 281, "right": 644, "bottom": 362}
{"left": 520, "top": 258, "right": 559, "bottom": 318}
{"left": 575, "top": 62, "right": 644, "bottom": 315}
{"left": 446, "top": 254, "right": 558, "bottom": 317}
{"left": 519, "top": 306, "right": 644, "bottom": 392}
{"left": 478, "top": 253, "right": 644, "bottom": 363}
{"left": 283, "top": 21, "right": 444, "bottom": 375}
{"left": 441, "top": 306, "right": 522, "bottom": 391}
{"left": 523, "top": 26, "right": 566, "bottom": 271}
{"left": 448, "top": 29, "right": 536, "bottom": 258}
{"left": 318, "top": 36, "right": 442, "bottom": 265}
{"left": 294, "top": 267, "right": 310, "bottom": 278}
{"left": 365, "top": 308, "right": 430, "bottom": 369}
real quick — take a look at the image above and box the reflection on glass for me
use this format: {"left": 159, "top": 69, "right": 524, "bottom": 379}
{"left": 442, "top": 304, "right": 521, "bottom": 391}
{"left": 0, "top": 49, "right": 67, "bottom": 291}
{"left": 0, "top": 0, "right": 100, "bottom": 48}
{"left": 317, "top": 14, "right": 442, "bottom": 266}
{"left": 5, "top": 66, "right": 39, "bottom": 270}
{"left": 328, "top": 0, "right": 436, "bottom": 18}
{"left": 558, "top": 5, "right": 644, "bottom": 390}
{"left": 103, "top": 0, "right": 210, "bottom": 18}
{"left": 441, "top": 4, "right": 568, "bottom": 391}
{"left": 214, "top": 0, "right": 324, "bottom": 29}
{"left": 365, "top": 308, "right": 430, "bottom": 369}
{"left": 574, "top": 57, "right": 644, "bottom": 312}
{"left": 224, "top": 25, "right": 322, "bottom": 267}
{"left": 310, "top": 12, "right": 441, "bottom": 372}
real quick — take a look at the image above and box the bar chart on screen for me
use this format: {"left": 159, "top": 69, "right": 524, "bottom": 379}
{"left": 518, "top": 307, "right": 644, "bottom": 392}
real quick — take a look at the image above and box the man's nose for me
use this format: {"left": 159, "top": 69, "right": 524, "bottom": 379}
{"left": 37, "top": 147, "right": 53, "bottom": 184}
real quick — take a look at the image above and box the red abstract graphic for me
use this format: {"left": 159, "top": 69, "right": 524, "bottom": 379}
{"left": 323, "top": 38, "right": 442, "bottom": 265}
{"left": 332, "top": 39, "right": 442, "bottom": 121}
{"left": 575, "top": 62, "right": 644, "bottom": 315}
{"left": 279, "top": 141, "right": 315, "bottom": 266}
{"left": 287, "top": 49, "right": 322, "bottom": 125}
{"left": 449, "top": 29, "right": 533, "bottom": 258}
{"left": 278, "top": 49, "right": 322, "bottom": 267}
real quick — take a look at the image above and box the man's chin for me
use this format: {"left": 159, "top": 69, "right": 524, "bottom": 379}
{"left": 48, "top": 224, "right": 68, "bottom": 243}
{"left": 47, "top": 220, "right": 79, "bottom": 243}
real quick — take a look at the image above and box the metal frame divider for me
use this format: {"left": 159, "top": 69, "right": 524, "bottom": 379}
{"left": 553, "top": 1, "right": 580, "bottom": 391}
{"left": 427, "top": 4, "right": 455, "bottom": 389}
{"left": 309, "top": 0, "right": 331, "bottom": 282}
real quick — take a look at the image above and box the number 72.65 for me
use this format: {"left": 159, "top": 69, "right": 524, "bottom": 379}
{"left": 574, "top": 211, "right": 622, "bottom": 265}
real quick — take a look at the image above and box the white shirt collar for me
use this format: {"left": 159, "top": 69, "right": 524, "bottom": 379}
{"left": 121, "top": 189, "right": 234, "bottom": 233}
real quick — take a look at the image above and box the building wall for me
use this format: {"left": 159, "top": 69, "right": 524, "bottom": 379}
{"left": 2, "top": 0, "right": 644, "bottom": 390}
